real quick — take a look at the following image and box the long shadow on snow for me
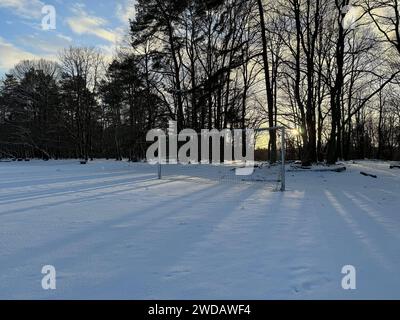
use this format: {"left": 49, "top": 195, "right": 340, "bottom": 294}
{"left": 0, "top": 181, "right": 236, "bottom": 270}
{"left": 0, "top": 173, "right": 156, "bottom": 205}
{"left": 0, "top": 176, "right": 174, "bottom": 217}
{"left": 38, "top": 184, "right": 262, "bottom": 298}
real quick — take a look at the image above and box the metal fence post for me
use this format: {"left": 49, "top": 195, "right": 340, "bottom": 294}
{"left": 281, "top": 127, "right": 286, "bottom": 192}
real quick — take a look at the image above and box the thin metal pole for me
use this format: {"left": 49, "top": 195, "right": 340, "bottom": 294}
{"left": 281, "top": 127, "right": 286, "bottom": 192}
{"left": 158, "top": 139, "right": 162, "bottom": 179}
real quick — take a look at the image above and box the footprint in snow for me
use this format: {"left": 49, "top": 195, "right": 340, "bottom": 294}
{"left": 165, "top": 269, "right": 191, "bottom": 278}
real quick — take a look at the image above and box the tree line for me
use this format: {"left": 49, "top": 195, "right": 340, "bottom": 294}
{"left": 1, "top": 0, "right": 400, "bottom": 164}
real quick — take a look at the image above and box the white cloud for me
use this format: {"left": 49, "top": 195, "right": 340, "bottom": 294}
{"left": 0, "top": 0, "right": 44, "bottom": 19}
{"left": 66, "top": 5, "right": 119, "bottom": 44}
{"left": 116, "top": 0, "right": 137, "bottom": 24}
{"left": 0, "top": 37, "right": 37, "bottom": 72}
{"left": 17, "top": 33, "right": 71, "bottom": 56}
{"left": 57, "top": 33, "right": 73, "bottom": 42}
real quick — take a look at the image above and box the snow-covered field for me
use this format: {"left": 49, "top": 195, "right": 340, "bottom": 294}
{"left": 0, "top": 159, "right": 399, "bottom": 299}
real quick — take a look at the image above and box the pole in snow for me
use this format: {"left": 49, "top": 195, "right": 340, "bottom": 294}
{"left": 281, "top": 127, "right": 286, "bottom": 192}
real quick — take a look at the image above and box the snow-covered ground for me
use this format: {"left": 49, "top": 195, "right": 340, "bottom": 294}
{"left": 0, "top": 159, "right": 399, "bottom": 299}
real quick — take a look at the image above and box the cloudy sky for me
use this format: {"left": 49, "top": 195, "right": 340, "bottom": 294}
{"left": 0, "top": 0, "right": 136, "bottom": 76}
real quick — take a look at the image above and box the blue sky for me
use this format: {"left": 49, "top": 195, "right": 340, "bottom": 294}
{"left": 0, "top": 0, "right": 136, "bottom": 76}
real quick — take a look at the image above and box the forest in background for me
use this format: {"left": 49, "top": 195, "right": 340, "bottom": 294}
{"left": 1, "top": 0, "right": 400, "bottom": 165}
